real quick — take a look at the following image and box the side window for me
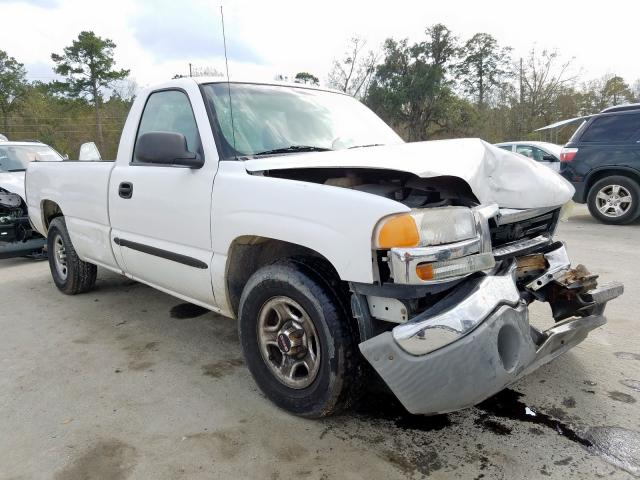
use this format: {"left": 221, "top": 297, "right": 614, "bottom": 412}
{"left": 580, "top": 114, "right": 640, "bottom": 143}
{"left": 516, "top": 145, "right": 534, "bottom": 158}
{"left": 133, "top": 90, "right": 200, "bottom": 163}
{"left": 516, "top": 145, "right": 547, "bottom": 161}
{"left": 497, "top": 145, "right": 513, "bottom": 152}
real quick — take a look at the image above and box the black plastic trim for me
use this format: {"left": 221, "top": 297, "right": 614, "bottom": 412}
{"left": 113, "top": 237, "right": 208, "bottom": 269}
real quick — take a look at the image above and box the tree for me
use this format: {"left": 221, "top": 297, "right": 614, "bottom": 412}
{"left": 365, "top": 24, "right": 457, "bottom": 141}
{"left": 327, "top": 36, "right": 378, "bottom": 98}
{"left": 0, "top": 50, "right": 27, "bottom": 133}
{"left": 517, "top": 48, "right": 577, "bottom": 133}
{"left": 51, "top": 31, "right": 129, "bottom": 148}
{"left": 602, "top": 75, "right": 634, "bottom": 106}
{"left": 456, "top": 33, "right": 513, "bottom": 107}
{"left": 294, "top": 72, "right": 319, "bottom": 86}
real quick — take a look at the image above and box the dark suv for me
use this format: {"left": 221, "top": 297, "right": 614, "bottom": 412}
{"left": 560, "top": 104, "right": 640, "bottom": 224}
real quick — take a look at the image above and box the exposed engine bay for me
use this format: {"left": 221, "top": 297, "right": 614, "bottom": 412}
{"left": 0, "top": 187, "right": 44, "bottom": 257}
{"left": 265, "top": 168, "right": 479, "bottom": 208}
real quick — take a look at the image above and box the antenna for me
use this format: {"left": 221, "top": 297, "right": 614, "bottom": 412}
{"left": 220, "top": 5, "right": 237, "bottom": 153}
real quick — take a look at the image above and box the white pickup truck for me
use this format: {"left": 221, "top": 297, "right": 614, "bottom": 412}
{"left": 26, "top": 78, "right": 622, "bottom": 418}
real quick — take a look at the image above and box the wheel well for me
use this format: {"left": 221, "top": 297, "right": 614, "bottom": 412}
{"left": 225, "top": 236, "right": 343, "bottom": 318}
{"left": 41, "top": 200, "right": 63, "bottom": 231}
{"left": 586, "top": 169, "right": 640, "bottom": 197}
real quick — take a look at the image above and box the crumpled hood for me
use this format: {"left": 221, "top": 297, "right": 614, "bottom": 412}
{"left": 244, "top": 138, "right": 575, "bottom": 209}
{"left": 0, "top": 172, "right": 25, "bottom": 200}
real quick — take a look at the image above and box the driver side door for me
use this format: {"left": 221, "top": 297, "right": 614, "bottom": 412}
{"left": 109, "top": 87, "right": 219, "bottom": 308}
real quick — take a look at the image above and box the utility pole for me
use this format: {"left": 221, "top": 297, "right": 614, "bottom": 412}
{"left": 189, "top": 63, "right": 193, "bottom": 77}
{"left": 519, "top": 57, "right": 524, "bottom": 136}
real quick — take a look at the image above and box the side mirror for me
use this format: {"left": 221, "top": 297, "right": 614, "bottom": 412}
{"left": 542, "top": 154, "right": 558, "bottom": 162}
{"left": 135, "top": 131, "right": 204, "bottom": 168}
{"left": 79, "top": 142, "right": 102, "bottom": 161}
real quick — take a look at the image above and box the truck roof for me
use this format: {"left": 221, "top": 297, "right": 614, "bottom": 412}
{"left": 147, "top": 76, "right": 347, "bottom": 96}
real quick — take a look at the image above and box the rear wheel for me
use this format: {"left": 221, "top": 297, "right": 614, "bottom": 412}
{"left": 238, "top": 259, "right": 361, "bottom": 418}
{"left": 587, "top": 175, "right": 640, "bottom": 225}
{"left": 47, "top": 217, "right": 97, "bottom": 294}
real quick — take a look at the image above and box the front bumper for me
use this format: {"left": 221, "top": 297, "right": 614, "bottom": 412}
{"left": 359, "top": 244, "right": 623, "bottom": 415}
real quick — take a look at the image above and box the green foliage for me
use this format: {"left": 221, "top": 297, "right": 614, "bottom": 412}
{"left": 3, "top": 83, "right": 131, "bottom": 159}
{"left": 0, "top": 50, "right": 27, "bottom": 132}
{"left": 358, "top": 25, "right": 634, "bottom": 144}
{"left": 51, "top": 31, "right": 129, "bottom": 102}
{"left": 455, "top": 33, "right": 513, "bottom": 107}
{"left": 51, "top": 31, "right": 129, "bottom": 148}
{"left": 366, "top": 25, "right": 457, "bottom": 141}
{"left": 294, "top": 72, "right": 319, "bottom": 86}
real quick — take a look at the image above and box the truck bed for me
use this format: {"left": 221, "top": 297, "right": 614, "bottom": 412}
{"left": 26, "top": 161, "right": 119, "bottom": 270}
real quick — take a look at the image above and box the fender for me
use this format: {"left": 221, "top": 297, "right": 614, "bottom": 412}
{"left": 210, "top": 161, "right": 409, "bottom": 315}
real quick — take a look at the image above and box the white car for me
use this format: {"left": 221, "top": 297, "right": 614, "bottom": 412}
{"left": 494, "top": 141, "right": 562, "bottom": 172}
{"left": 25, "top": 78, "right": 622, "bottom": 417}
{"left": 0, "top": 140, "right": 63, "bottom": 258}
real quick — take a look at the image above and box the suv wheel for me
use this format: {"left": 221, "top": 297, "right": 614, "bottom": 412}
{"left": 238, "top": 259, "right": 361, "bottom": 418}
{"left": 587, "top": 175, "right": 640, "bottom": 225}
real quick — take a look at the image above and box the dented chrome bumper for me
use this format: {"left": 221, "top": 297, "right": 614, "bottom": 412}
{"left": 359, "top": 243, "right": 623, "bottom": 415}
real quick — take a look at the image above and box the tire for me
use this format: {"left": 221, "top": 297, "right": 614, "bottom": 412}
{"left": 238, "top": 259, "right": 361, "bottom": 418}
{"left": 47, "top": 217, "right": 97, "bottom": 294}
{"left": 587, "top": 175, "right": 640, "bottom": 225}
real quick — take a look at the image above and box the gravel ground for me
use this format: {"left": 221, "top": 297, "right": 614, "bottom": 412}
{"left": 1, "top": 204, "right": 639, "bottom": 479}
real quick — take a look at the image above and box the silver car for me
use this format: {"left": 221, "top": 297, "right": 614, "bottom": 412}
{"left": 494, "top": 141, "right": 562, "bottom": 172}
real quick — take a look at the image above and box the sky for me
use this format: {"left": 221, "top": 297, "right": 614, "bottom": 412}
{"left": 0, "top": 0, "right": 638, "bottom": 89}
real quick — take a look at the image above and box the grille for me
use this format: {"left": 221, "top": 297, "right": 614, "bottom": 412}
{"left": 490, "top": 209, "right": 560, "bottom": 247}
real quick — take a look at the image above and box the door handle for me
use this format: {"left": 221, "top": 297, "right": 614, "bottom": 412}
{"left": 118, "top": 182, "right": 133, "bottom": 199}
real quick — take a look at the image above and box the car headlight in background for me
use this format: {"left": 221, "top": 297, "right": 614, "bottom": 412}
{"left": 374, "top": 206, "right": 477, "bottom": 249}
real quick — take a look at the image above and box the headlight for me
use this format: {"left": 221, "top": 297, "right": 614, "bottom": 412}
{"left": 374, "top": 207, "right": 477, "bottom": 249}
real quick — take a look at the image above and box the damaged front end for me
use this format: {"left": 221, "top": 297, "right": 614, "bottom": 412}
{"left": 0, "top": 187, "right": 45, "bottom": 259}
{"left": 355, "top": 205, "right": 623, "bottom": 415}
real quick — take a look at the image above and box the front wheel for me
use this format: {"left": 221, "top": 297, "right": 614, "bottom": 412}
{"left": 47, "top": 217, "right": 97, "bottom": 294}
{"left": 238, "top": 260, "right": 361, "bottom": 418}
{"left": 587, "top": 175, "right": 640, "bottom": 225}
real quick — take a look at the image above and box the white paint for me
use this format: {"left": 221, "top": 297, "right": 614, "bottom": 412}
{"left": 0, "top": 172, "right": 25, "bottom": 200}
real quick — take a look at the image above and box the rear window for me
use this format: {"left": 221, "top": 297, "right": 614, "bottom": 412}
{"left": 580, "top": 113, "right": 640, "bottom": 142}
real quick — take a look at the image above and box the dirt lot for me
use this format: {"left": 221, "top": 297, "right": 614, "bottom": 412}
{"left": 1, "top": 204, "right": 639, "bottom": 479}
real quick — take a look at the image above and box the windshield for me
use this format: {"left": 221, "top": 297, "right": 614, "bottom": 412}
{"left": 202, "top": 83, "right": 403, "bottom": 159}
{"left": 0, "top": 144, "right": 63, "bottom": 172}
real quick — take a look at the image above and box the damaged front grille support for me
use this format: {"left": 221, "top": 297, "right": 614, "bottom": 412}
{"left": 520, "top": 245, "right": 623, "bottom": 322}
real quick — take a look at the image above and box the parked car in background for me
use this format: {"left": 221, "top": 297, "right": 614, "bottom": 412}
{"left": 560, "top": 104, "right": 640, "bottom": 224}
{"left": 24, "top": 77, "right": 622, "bottom": 418}
{"left": 494, "top": 141, "right": 562, "bottom": 172}
{"left": 0, "top": 139, "right": 63, "bottom": 258}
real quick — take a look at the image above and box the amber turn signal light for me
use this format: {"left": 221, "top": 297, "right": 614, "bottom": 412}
{"left": 415, "top": 263, "right": 434, "bottom": 280}
{"left": 376, "top": 214, "right": 420, "bottom": 249}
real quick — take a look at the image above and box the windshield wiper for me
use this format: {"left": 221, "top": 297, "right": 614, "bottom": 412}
{"left": 7, "top": 168, "right": 26, "bottom": 172}
{"left": 348, "top": 143, "right": 385, "bottom": 149}
{"left": 253, "top": 145, "right": 332, "bottom": 156}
